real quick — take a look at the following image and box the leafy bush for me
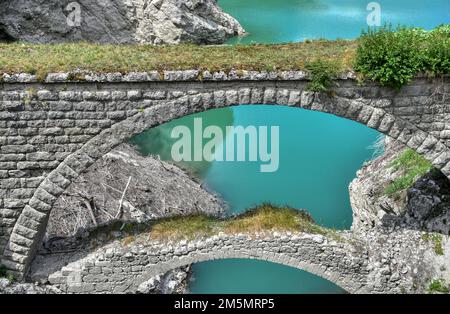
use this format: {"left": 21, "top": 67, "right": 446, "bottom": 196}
{"left": 424, "top": 25, "right": 450, "bottom": 75}
{"left": 305, "top": 59, "right": 339, "bottom": 92}
{"left": 355, "top": 25, "right": 450, "bottom": 89}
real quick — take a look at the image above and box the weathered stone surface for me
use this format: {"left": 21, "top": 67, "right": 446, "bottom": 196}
{"left": 350, "top": 138, "right": 450, "bottom": 235}
{"left": 349, "top": 138, "right": 450, "bottom": 293}
{"left": 0, "top": 0, "right": 245, "bottom": 45}
{"left": 41, "top": 226, "right": 449, "bottom": 294}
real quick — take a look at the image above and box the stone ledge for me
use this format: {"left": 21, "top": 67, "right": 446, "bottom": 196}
{"left": 2, "top": 71, "right": 444, "bottom": 84}
{"left": 1, "top": 70, "right": 356, "bottom": 83}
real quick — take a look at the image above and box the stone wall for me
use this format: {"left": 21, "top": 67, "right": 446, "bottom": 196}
{"left": 0, "top": 71, "right": 449, "bottom": 278}
{"left": 46, "top": 228, "right": 449, "bottom": 294}
{"left": 47, "top": 231, "right": 369, "bottom": 294}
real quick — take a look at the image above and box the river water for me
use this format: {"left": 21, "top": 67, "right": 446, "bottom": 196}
{"left": 130, "top": 0, "right": 449, "bottom": 294}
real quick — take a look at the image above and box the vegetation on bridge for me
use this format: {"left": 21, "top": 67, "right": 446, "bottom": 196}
{"left": 355, "top": 25, "right": 450, "bottom": 89}
{"left": 0, "top": 40, "right": 354, "bottom": 80}
{"left": 0, "top": 25, "right": 447, "bottom": 88}
{"left": 148, "top": 204, "right": 338, "bottom": 241}
{"left": 422, "top": 233, "right": 444, "bottom": 256}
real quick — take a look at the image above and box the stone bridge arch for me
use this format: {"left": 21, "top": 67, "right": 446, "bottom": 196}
{"left": 47, "top": 232, "right": 369, "bottom": 294}
{"left": 1, "top": 73, "right": 449, "bottom": 278}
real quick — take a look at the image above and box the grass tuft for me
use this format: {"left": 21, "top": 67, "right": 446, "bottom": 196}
{"left": 150, "top": 214, "right": 217, "bottom": 240}
{"left": 384, "top": 149, "right": 433, "bottom": 196}
{"left": 427, "top": 279, "right": 449, "bottom": 293}
{"left": 422, "top": 233, "right": 445, "bottom": 255}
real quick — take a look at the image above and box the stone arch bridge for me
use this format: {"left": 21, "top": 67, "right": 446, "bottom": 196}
{"left": 0, "top": 71, "right": 449, "bottom": 280}
{"left": 47, "top": 231, "right": 370, "bottom": 294}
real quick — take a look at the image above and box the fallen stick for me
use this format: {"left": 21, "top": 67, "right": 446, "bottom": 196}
{"left": 83, "top": 199, "right": 98, "bottom": 226}
{"left": 115, "top": 176, "right": 132, "bottom": 219}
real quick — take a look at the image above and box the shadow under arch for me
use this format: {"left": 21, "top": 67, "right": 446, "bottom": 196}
{"left": 6, "top": 89, "right": 450, "bottom": 278}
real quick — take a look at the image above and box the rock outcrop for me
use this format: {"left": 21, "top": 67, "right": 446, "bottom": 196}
{"left": 349, "top": 137, "right": 450, "bottom": 293}
{"left": 350, "top": 138, "right": 450, "bottom": 235}
{"left": 0, "top": 278, "right": 61, "bottom": 294}
{"left": 0, "top": 0, "right": 245, "bottom": 44}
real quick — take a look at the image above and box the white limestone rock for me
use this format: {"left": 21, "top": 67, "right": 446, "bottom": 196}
{"left": 0, "top": 0, "right": 245, "bottom": 44}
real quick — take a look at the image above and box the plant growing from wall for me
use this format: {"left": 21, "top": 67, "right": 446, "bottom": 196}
{"left": 305, "top": 59, "right": 339, "bottom": 93}
{"left": 384, "top": 149, "right": 433, "bottom": 196}
{"left": 427, "top": 279, "right": 450, "bottom": 293}
{"left": 0, "top": 264, "right": 15, "bottom": 282}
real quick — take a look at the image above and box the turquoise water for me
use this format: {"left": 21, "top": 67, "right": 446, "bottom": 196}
{"left": 222, "top": 0, "right": 449, "bottom": 44}
{"left": 132, "top": 106, "right": 380, "bottom": 294}
{"left": 131, "top": 0, "right": 449, "bottom": 294}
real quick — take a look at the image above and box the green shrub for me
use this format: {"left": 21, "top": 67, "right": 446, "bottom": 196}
{"left": 424, "top": 25, "right": 450, "bottom": 75}
{"left": 305, "top": 59, "right": 339, "bottom": 92}
{"left": 427, "top": 279, "right": 449, "bottom": 293}
{"left": 355, "top": 25, "right": 450, "bottom": 89}
{"left": 355, "top": 26, "right": 426, "bottom": 89}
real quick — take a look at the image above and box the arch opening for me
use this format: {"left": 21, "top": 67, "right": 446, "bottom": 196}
{"left": 188, "top": 258, "right": 348, "bottom": 294}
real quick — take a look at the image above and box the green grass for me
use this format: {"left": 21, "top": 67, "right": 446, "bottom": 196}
{"left": 0, "top": 264, "right": 14, "bottom": 283}
{"left": 148, "top": 204, "right": 338, "bottom": 241}
{"left": 422, "top": 233, "right": 445, "bottom": 255}
{"left": 427, "top": 279, "right": 449, "bottom": 293}
{"left": 384, "top": 149, "right": 433, "bottom": 196}
{"left": 0, "top": 40, "right": 355, "bottom": 80}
